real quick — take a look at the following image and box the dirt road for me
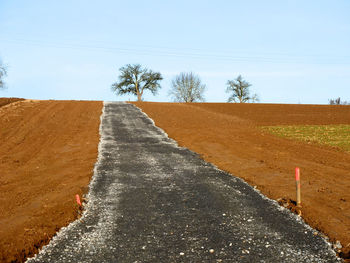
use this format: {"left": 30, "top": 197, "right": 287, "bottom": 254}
{"left": 0, "top": 99, "right": 102, "bottom": 262}
{"left": 27, "top": 102, "right": 338, "bottom": 262}
{"left": 132, "top": 102, "right": 350, "bottom": 260}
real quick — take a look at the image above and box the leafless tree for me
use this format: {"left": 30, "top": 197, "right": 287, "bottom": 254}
{"left": 169, "top": 72, "right": 206, "bottom": 102}
{"left": 226, "top": 75, "right": 258, "bottom": 103}
{"left": 329, "top": 97, "right": 349, "bottom": 105}
{"left": 0, "top": 59, "right": 7, "bottom": 90}
{"left": 111, "top": 64, "right": 162, "bottom": 101}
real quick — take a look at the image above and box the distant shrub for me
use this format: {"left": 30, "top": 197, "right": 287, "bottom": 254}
{"left": 329, "top": 97, "right": 349, "bottom": 105}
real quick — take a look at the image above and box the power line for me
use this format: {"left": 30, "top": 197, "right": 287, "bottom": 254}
{"left": 0, "top": 37, "right": 349, "bottom": 65}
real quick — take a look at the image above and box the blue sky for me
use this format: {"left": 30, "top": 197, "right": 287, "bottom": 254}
{"left": 0, "top": 0, "right": 349, "bottom": 103}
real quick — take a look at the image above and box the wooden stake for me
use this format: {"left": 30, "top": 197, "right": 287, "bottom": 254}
{"left": 295, "top": 167, "right": 301, "bottom": 207}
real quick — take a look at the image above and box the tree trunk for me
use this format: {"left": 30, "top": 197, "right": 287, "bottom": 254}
{"left": 137, "top": 92, "right": 142, "bottom": 101}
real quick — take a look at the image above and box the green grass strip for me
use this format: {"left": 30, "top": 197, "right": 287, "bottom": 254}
{"left": 262, "top": 124, "right": 350, "bottom": 152}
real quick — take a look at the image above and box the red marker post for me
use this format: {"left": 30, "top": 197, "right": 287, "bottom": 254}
{"left": 295, "top": 167, "right": 301, "bottom": 207}
{"left": 75, "top": 194, "right": 82, "bottom": 207}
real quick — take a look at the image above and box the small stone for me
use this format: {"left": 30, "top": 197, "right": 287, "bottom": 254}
{"left": 209, "top": 249, "right": 215, "bottom": 254}
{"left": 142, "top": 246, "right": 146, "bottom": 250}
{"left": 179, "top": 252, "right": 185, "bottom": 256}
{"left": 334, "top": 241, "right": 342, "bottom": 250}
{"left": 229, "top": 243, "right": 232, "bottom": 247}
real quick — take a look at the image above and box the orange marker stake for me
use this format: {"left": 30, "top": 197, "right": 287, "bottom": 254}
{"left": 295, "top": 167, "right": 301, "bottom": 207}
{"left": 75, "top": 194, "right": 82, "bottom": 207}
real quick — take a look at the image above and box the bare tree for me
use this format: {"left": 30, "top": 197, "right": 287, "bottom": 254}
{"left": 226, "top": 75, "right": 258, "bottom": 103}
{"left": 111, "top": 64, "right": 162, "bottom": 101}
{"left": 169, "top": 72, "right": 206, "bottom": 102}
{"left": 329, "top": 97, "right": 349, "bottom": 105}
{"left": 0, "top": 59, "right": 7, "bottom": 90}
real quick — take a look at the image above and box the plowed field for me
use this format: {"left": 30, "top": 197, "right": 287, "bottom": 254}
{"left": 2, "top": 99, "right": 350, "bottom": 261}
{"left": 0, "top": 99, "right": 102, "bottom": 262}
{"left": 132, "top": 102, "right": 350, "bottom": 259}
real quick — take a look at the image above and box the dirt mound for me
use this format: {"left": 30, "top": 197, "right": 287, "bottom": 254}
{"left": 132, "top": 102, "right": 350, "bottom": 260}
{"left": 0, "top": 97, "right": 25, "bottom": 108}
{"left": 0, "top": 100, "right": 102, "bottom": 262}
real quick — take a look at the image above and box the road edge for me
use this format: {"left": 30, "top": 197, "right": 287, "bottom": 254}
{"left": 129, "top": 102, "right": 341, "bottom": 261}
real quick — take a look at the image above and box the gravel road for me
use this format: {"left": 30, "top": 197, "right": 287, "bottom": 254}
{"left": 26, "top": 102, "right": 339, "bottom": 262}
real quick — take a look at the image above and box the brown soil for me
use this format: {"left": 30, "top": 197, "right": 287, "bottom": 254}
{"left": 132, "top": 102, "right": 350, "bottom": 259}
{"left": 0, "top": 98, "right": 25, "bottom": 108}
{"left": 191, "top": 103, "right": 350, "bottom": 125}
{"left": 0, "top": 99, "right": 102, "bottom": 262}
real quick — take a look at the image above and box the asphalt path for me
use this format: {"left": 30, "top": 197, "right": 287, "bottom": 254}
{"left": 27, "top": 102, "right": 339, "bottom": 262}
